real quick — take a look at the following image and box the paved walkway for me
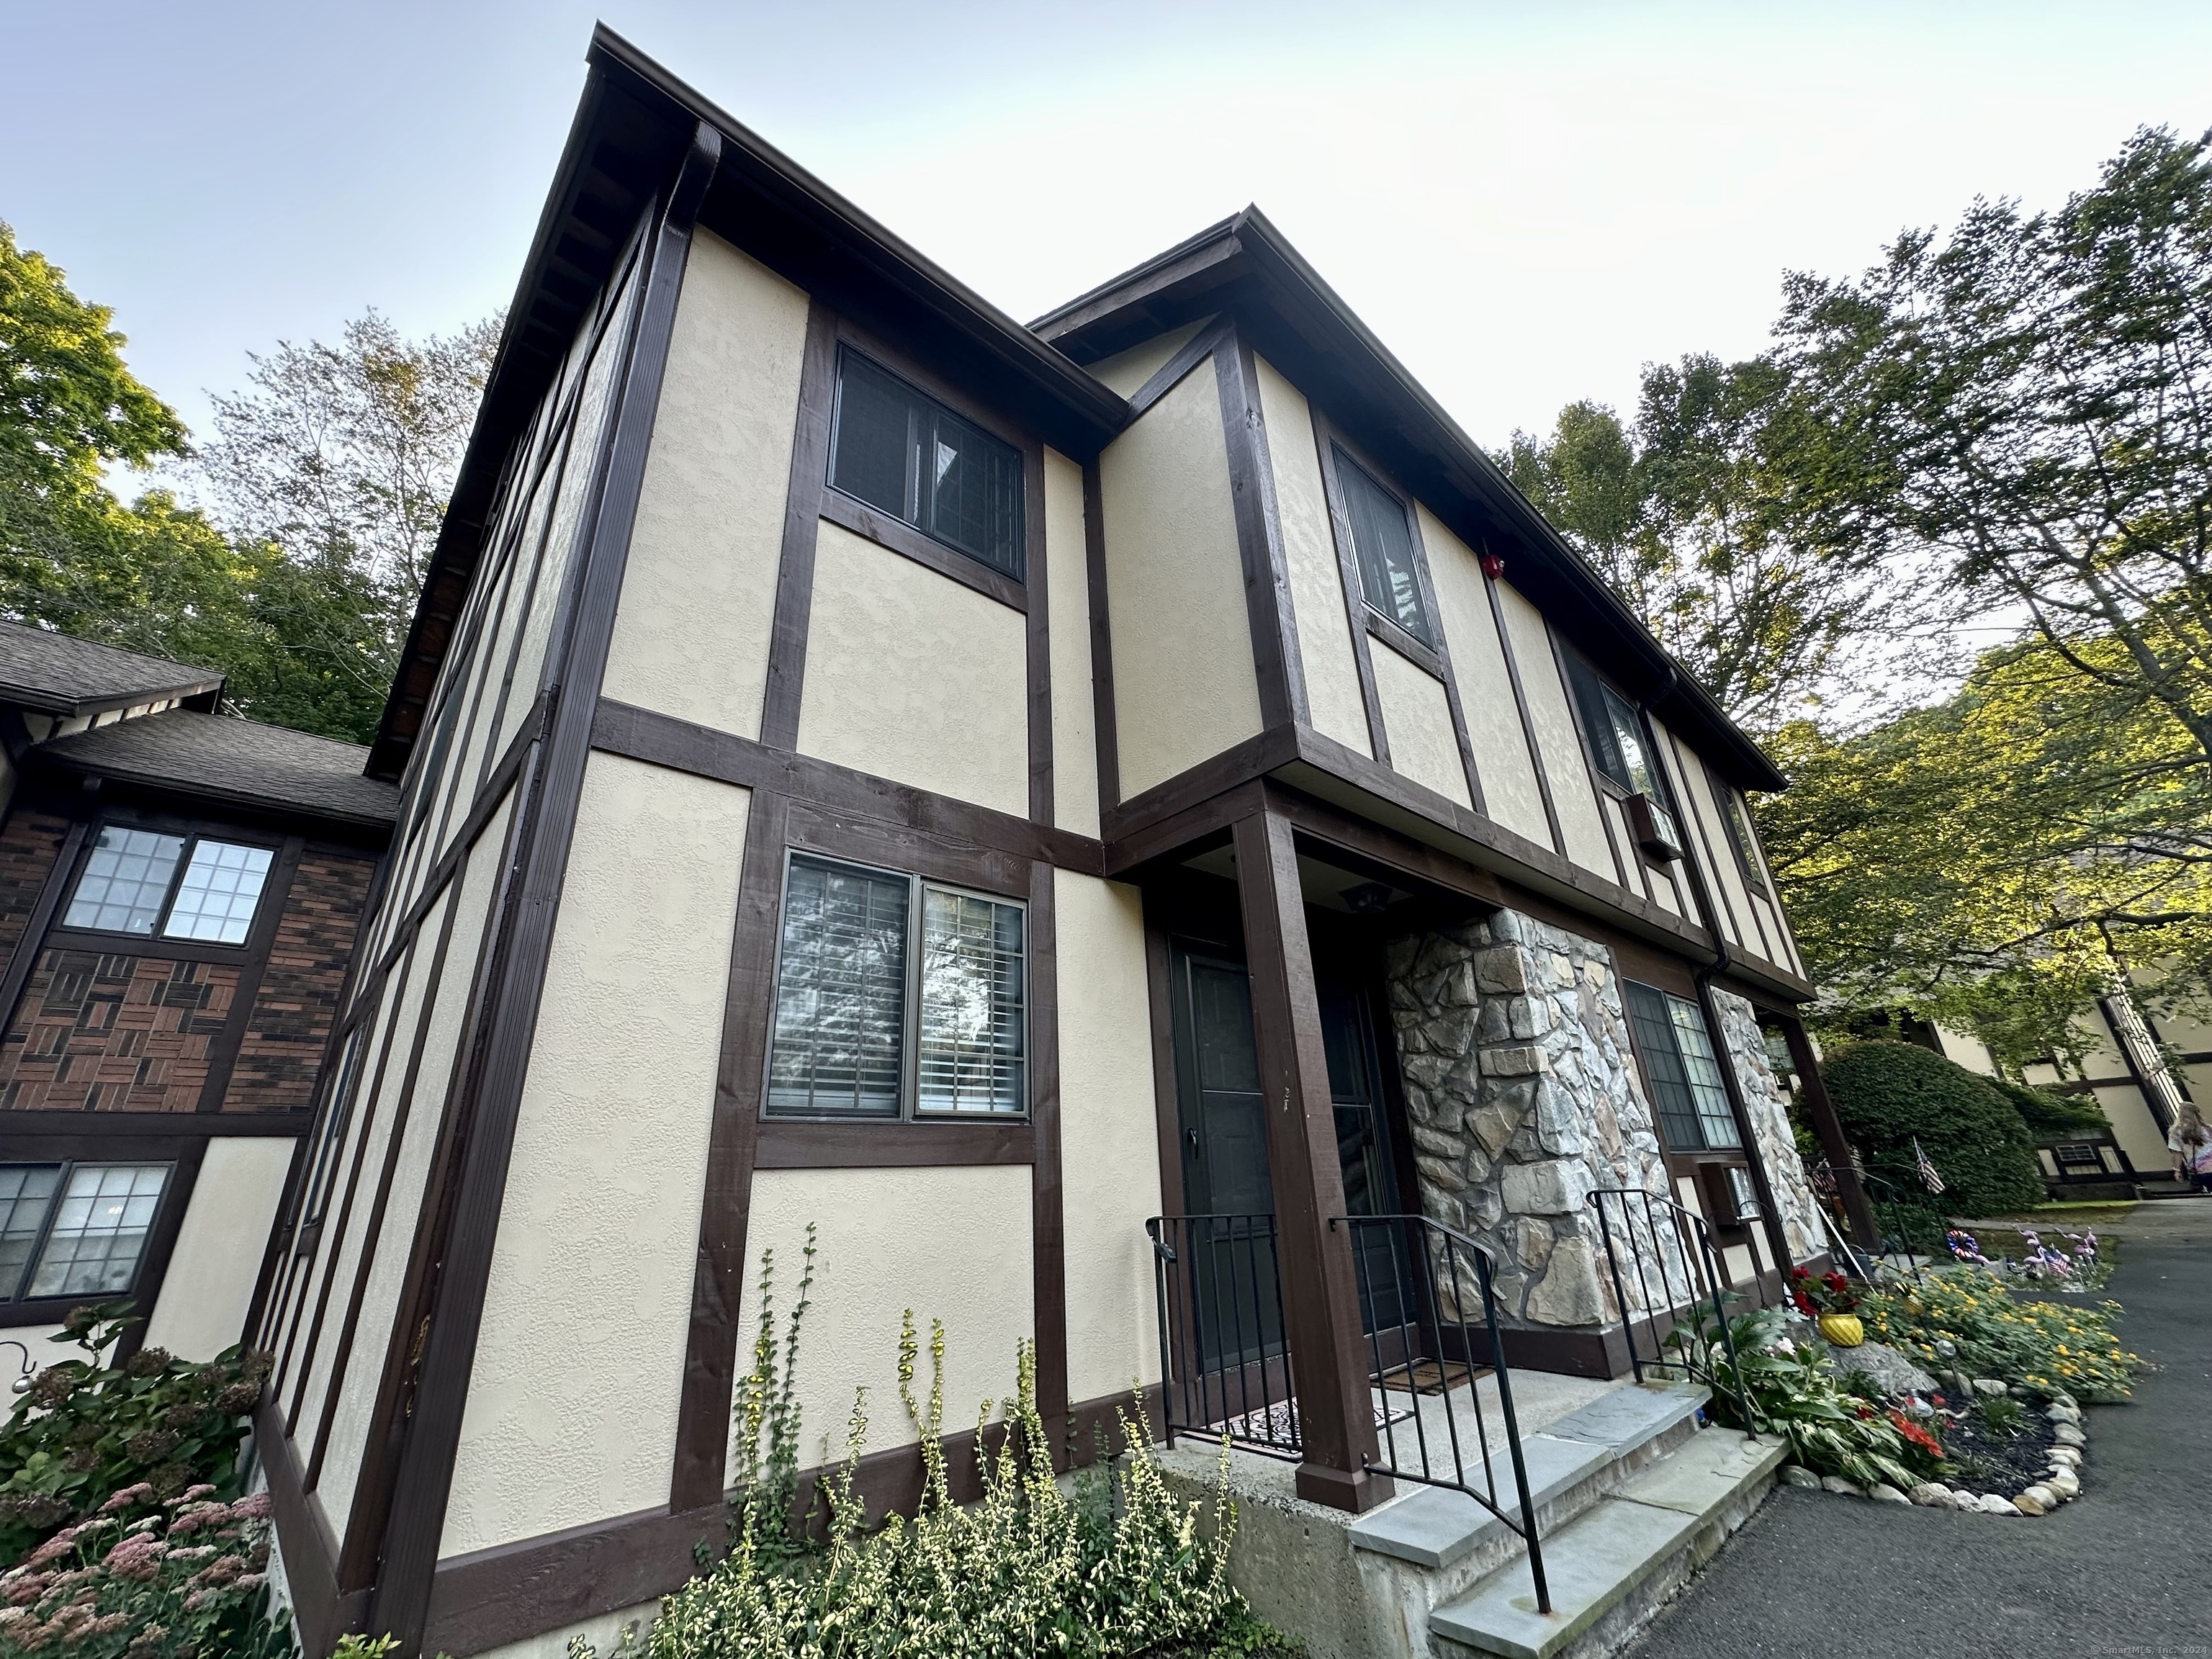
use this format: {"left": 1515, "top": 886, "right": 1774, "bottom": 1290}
{"left": 1627, "top": 1200, "right": 2212, "bottom": 1659}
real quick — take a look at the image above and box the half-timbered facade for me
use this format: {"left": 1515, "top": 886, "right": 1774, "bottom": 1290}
{"left": 248, "top": 30, "right": 1874, "bottom": 1658}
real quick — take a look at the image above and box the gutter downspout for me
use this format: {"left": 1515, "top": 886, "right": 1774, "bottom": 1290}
{"left": 1634, "top": 668, "right": 1807, "bottom": 1277}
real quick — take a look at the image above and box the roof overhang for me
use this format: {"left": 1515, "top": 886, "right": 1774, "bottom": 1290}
{"left": 0, "top": 675, "right": 224, "bottom": 721}
{"left": 1031, "top": 210, "right": 1789, "bottom": 793}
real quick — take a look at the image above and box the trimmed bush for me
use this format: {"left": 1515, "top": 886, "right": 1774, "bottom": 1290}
{"left": 1820, "top": 1040, "right": 2046, "bottom": 1217}
{"left": 1990, "top": 1076, "right": 2110, "bottom": 1139}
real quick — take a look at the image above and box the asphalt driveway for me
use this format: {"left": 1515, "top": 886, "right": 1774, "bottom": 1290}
{"left": 1626, "top": 1200, "right": 2212, "bottom": 1659}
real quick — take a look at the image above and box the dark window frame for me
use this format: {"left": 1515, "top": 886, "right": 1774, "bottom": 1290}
{"left": 54, "top": 820, "right": 282, "bottom": 950}
{"left": 1560, "top": 651, "right": 1656, "bottom": 800}
{"left": 1330, "top": 444, "right": 1439, "bottom": 650}
{"left": 763, "top": 850, "right": 1030, "bottom": 1125}
{"left": 0, "top": 1158, "right": 178, "bottom": 1306}
{"left": 1708, "top": 761, "right": 1770, "bottom": 894}
{"left": 1621, "top": 979, "right": 1742, "bottom": 1154}
{"left": 827, "top": 346, "right": 1027, "bottom": 584}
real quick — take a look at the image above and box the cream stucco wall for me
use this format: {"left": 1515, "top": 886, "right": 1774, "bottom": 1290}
{"left": 1044, "top": 447, "right": 1101, "bottom": 836}
{"left": 1086, "top": 318, "right": 1211, "bottom": 398}
{"left": 1098, "top": 368, "right": 1262, "bottom": 801}
{"left": 317, "top": 791, "right": 513, "bottom": 1534}
{"left": 441, "top": 755, "right": 750, "bottom": 1557}
{"left": 143, "top": 1138, "right": 295, "bottom": 1361}
{"left": 1496, "top": 585, "right": 1611, "bottom": 877}
{"left": 1252, "top": 359, "right": 1370, "bottom": 758}
{"left": 798, "top": 522, "right": 1031, "bottom": 817}
{"left": 1053, "top": 871, "right": 1164, "bottom": 1404}
{"left": 1418, "top": 509, "right": 1549, "bottom": 846}
{"left": 1370, "top": 644, "right": 1470, "bottom": 811}
{"left": 604, "top": 231, "right": 811, "bottom": 740}
{"left": 739, "top": 1165, "right": 1035, "bottom": 1474}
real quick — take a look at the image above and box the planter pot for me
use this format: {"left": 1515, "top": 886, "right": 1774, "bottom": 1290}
{"left": 1819, "top": 1314, "right": 1866, "bottom": 1348}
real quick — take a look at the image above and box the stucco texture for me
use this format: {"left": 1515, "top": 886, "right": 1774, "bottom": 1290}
{"left": 143, "top": 1138, "right": 294, "bottom": 1362}
{"left": 1419, "top": 508, "right": 1550, "bottom": 844}
{"left": 1251, "top": 359, "right": 1370, "bottom": 757}
{"left": 603, "top": 230, "right": 811, "bottom": 740}
{"left": 439, "top": 757, "right": 750, "bottom": 1557}
{"left": 1496, "top": 584, "right": 1612, "bottom": 876}
{"left": 1370, "top": 643, "right": 1470, "bottom": 810}
{"left": 1043, "top": 448, "right": 1100, "bottom": 836}
{"left": 738, "top": 1165, "right": 1035, "bottom": 1475}
{"left": 1085, "top": 318, "right": 1210, "bottom": 398}
{"left": 798, "top": 521, "right": 1030, "bottom": 817}
{"left": 1098, "top": 369, "right": 1262, "bottom": 800}
{"left": 1053, "top": 871, "right": 1164, "bottom": 1403}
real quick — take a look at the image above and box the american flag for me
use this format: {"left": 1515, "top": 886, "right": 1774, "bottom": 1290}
{"left": 1912, "top": 1137, "right": 1947, "bottom": 1195}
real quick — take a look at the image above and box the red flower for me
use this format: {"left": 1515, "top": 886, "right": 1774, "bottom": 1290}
{"left": 1889, "top": 1411, "right": 1943, "bottom": 1457}
{"left": 1823, "top": 1272, "right": 1849, "bottom": 1294}
{"left": 1791, "top": 1291, "right": 1817, "bottom": 1317}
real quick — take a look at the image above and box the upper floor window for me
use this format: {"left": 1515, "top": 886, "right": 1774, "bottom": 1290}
{"left": 62, "top": 827, "right": 275, "bottom": 945}
{"left": 1333, "top": 449, "right": 1434, "bottom": 647}
{"left": 766, "top": 853, "right": 1027, "bottom": 1120}
{"left": 1712, "top": 768, "right": 1767, "bottom": 890}
{"left": 1623, "top": 982, "right": 1740, "bottom": 1151}
{"left": 1563, "top": 654, "right": 1656, "bottom": 796}
{"left": 1, "top": 1161, "right": 171, "bottom": 1303}
{"left": 829, "top": 349, "right": 1025, "bottom": 580}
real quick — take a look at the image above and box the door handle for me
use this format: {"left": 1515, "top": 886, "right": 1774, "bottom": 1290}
{"left": 1187, "top": 1128, "right": 1200, "bottom": 1153}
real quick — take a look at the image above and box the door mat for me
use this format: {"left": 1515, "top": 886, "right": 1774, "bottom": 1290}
{"left": 1211, "top": 1397, "right": 1413, "bottom": 1446}
{"left": 1375, "top": 1359, "right": 1489, "bottom": 1395}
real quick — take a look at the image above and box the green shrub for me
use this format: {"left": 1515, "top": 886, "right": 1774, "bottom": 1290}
{"left": 1820, "top": 1041, "right": 2046, "bottom": 1217}
{"left": 1989, "top": 1076, "right": 2110, "bottom": 1139}
{"left": 0, "top": 1306, "right": 270, "bottom": 1568}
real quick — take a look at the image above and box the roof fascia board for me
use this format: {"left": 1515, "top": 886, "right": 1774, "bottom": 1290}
{"left": 0, "top": 678, "right": 225, "bottom": 720}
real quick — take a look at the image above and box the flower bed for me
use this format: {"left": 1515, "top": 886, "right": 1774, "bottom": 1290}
{"left": 1859, "top": 1267, "right": 2141, "bottom": 1401}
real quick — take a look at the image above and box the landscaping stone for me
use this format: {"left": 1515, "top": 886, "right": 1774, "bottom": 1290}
{"left": 2046, "top": 1403, "right": 2082, "bottom": 1424}
{"left": 2013, "top": 1490, "right": 2049, "bottom": 1516}
{"left": 1820, "top": 1476, "right": 1861, "bottom": 1496}
{"left": 1779, "top": 1465, "right": 1820, "bottom": 1489}
{"left": 2020, "top": 1483, "right": 2059, "bottom": 1510}
{"left": 1827, "top": 1339, "right": 1937, "bottom": 1398}
{"left": 1972, "top": 1378, "right": 2009, "bottom": 1398}
{"left": 2047, "top": 1470, "right": 2080, "bottom": 1499}
{"left": 2048, "top": 1445, "right": 2083, "bottom": 1467}
{"left": 1978, "top": 1494, "right": 2020, "bottom": 1515}
{"left": 1907, "top": 1483, "right": 1951, "bottom": 1508}
{"left": 1869, "top": 1483, "right": 1910, "bottom": 1505}
{"left": 2053, "top": 1423, "right": 2087, "bottom": 1447}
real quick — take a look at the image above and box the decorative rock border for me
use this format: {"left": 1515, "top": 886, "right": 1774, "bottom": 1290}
{"left": 1779, "top": 1389, "right": 2086, "bottom": 1517}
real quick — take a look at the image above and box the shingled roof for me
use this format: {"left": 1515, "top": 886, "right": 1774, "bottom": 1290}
{"left": 0, "top": 621, "right": 225, "bottom": 717}
{"left": 34, "top": 709, "right": 400, "bottom": 830}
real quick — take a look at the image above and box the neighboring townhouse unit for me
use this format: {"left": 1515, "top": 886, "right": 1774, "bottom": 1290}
{"left": 0, "top": 625, "right": 394, "bottom": 1368}
{"left": 246, "top": 30, "right": 1872, "bottom": 1658}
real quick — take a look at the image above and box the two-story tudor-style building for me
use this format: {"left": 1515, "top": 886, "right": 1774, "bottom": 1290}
{"left": 0, "top": 624, "right": 395, "bottom": 1370}
{"left": 246, "top": 30, "right": 1881, "bottom": 1658}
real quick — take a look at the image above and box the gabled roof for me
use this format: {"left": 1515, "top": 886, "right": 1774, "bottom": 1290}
{"left": 35, "top": 710, "right": 400, "bottom": 831}
{"left": 0, "top": 621, "right": 224, "bottom": 719}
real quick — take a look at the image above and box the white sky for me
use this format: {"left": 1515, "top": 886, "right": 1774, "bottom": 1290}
{"left": 4, "top": 0, "right": 2208, "bottom": 461}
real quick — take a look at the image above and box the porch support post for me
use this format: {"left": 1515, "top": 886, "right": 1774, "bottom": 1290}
{"left": 1778, "top": 1015, "right": 1880, "bottom": 1250}
{"left": 1231, "top": 800, "right": 1390, "bottom": 1514}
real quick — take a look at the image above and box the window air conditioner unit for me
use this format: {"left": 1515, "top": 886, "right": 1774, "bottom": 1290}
{"left": 1625, "top": 793, "right": 1683, "bottom": 862}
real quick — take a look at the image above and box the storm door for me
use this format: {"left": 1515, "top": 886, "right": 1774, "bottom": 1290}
{"left": 1318, "top": 968, "right": 1411, "bottom": 1335}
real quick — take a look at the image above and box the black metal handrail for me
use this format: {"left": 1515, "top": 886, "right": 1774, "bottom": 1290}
{"left": 1585, "top": 1187, "right": 1760, "bottom": 1437}
{"left": 1334, "top": 1213, "right": 1550, "bottom": 1616}
{"left": 1147, "top": 1214, "right": 1300, "bottom": 1460}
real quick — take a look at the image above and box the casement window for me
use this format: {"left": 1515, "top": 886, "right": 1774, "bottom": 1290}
{"left": 1622, "top": 982, "right": 1741, "bottom": 1151}
{"left": 1712, "top": 768, "right": 1768, "bottom": 890}
{"left": 61, "top": 827, "right": 275, "bottom": 945}
{"left": 829, "top": 349, "right": 1025, "bottom": 580}
{"left": 1332, "top": 447, "right": 1434, "bottom": 647}
{"left": 766, "top": 854, "right": 1027, "bottom": 1119}
{"left": 1562, "top": 655, "right": 1656, "bottom": 797}
{"left": 0, "top": 1162, "right": 171, "bottom": 1303}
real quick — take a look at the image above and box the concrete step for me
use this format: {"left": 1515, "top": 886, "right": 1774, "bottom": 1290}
{"left": 1427, "top": 1427, "right": 1785, "bottom": 1659}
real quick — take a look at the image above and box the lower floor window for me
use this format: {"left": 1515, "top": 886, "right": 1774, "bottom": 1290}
{"left": 1623, "top": 983, "right": 1741, "bottom": 1151}
{"left": 0, "top": 1161, "right": 171, "bottom": 1302}
{"left": 768, "top": 854, "right": 1027, "bottom": 1119}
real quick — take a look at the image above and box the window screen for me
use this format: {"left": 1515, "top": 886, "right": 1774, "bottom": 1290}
{"left": 1624, "top": 981, "right": 1741, "bottom": 1151}
{"left": 16, "top": 1163, "right": 170, "bottom": 1300}
{"left": 1334, "top": 449, "right": 1433, "bottom": 644}
{"left": 830, "top": 351, "right": 1024, "bottom": 580}
{"left": 916, "top": 889, "right": 1026, "bottom": 1115}
{"left": 768, "top": 858, "right": 911, "bottom": 1117}
{"left": 62, "top": 827, "right": 274, "bottom": 943}
{"left": 1564, "top": 656, "right": 1655, "bottom": 796}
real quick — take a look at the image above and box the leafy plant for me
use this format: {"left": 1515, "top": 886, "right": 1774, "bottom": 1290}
{"left": 0, "top": 1308, "right": 269, "bottom": 1568}
{"left": 1977, "top": 1395, "right": 2026, "bottom": 1438}
{"left": 1861, "top": 1266, "right": 2142, "bottom": 1400}
{"left": 1820, "top": 1042, "right": 2046, "bottom": 1217}
{"left": 1786, "top": 1267, "right": 1860, "bottom": 1317}
{"left": 0, "top": 1487, "right": 287, "bottom": 1659}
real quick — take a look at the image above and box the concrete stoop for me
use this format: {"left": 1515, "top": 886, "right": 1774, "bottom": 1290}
{"left": 1160, "top": 1380, "right": 1780, "bottom": 1659}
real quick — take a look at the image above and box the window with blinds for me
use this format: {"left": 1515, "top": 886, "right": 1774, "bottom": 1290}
{"left": 1333, "top": 447, "right": 1434, "bottom": 646}
{"left": 1623, "top": 981, "right": 1741, "bottom": 1151}
{"left": 767, "top": 855, "right": 1027, "bottom": 1120}
{"left": 829, "top": 350, "right": 1025, "bottom": 580}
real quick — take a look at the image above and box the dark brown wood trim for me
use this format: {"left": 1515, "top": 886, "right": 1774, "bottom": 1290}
{"left": 1024, "top": 430, "right": 1053, "bottom": 830}
{"left": 240, "top": 1132, "right": 311, "bottom": 1371}
{"left": 588, "top": 698, "right": 1105, "bottom": 876}
{"left": 668, "top": 790, "right": 788, "bottom": 1511}
{"left": 1363, "top": 610, "right": 1444, "bottom": 678}
{"left": 759, "top": 299, "right": 840, "bottom": 752}
{"left": 1141, "top": 904, "right": 1189, "bottom": 1223}
{"left": 1779, "top": 1014, "right": 1879, "bottom": 1249}
{"left": 1394, "top": 502, "right": 1488, "bottom": 817}
{"left": 1483, "top": 570, "right": 1566, "bottom": 858}
{"left": 1027, "top": 859, "right": 1067, "bottom": 1426}
{"left": 109, "top": 1138, "right": 206, "bottom": 1366}
{"left": 1125, "top": 315, "right": 1231, "bottom": 420}
{"left": 364, "top": 127, "right": 721, "bottom": 1655}
{"left": 1080, "top": 459, "right": 1121, "bottom": 813}
{"left": 751, "top": 1115, "right": 1034, "bottom": 1168}
{"left": 1654, "top": 724, "right": 1747, "bottom": 954}
{"left": 35, "top": 928, "right": 272, "bottom": 966}
{"left": 1308, "top": 410, "right": 1391, "bottom": 768}
{"left": 0, "top": 1110, "right": 312, "bottom": 1138}
{"left": 783, "top": 796, "right": 1031, "bottom": 902}
{"left": 1230, "top": 806, "right": 1385, "bottom": 1512}
{"left": 193, "top": 835, "right": 306, "bottom": 1113}
{"left": 258, "top": 1398, "right": 364, "bottom": 1655}
{"left": 1099, "top": 727, "right": 1301, "bottom": 858}
{"left": 1215, "top": 325, "right": 1307, "bottom": 734}
{"left": 817, "top": 487, "right": 1028, "bottom": 613}
{"left": 1544, "top": 626, "right": 1633, "bottom": 892}
{"left": 0, "top": 817, "right": 89, "bottom": 1027}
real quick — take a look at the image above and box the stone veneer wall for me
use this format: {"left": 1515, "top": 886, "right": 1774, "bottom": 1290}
{"left": 1385, "top": 909, "right": 1678, "bottom": 1329}
{"left": 1709, "top": 985, "right": 1825, "bottom": 1263}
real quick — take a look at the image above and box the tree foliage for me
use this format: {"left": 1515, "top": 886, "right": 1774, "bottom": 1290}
{"left": 1819, "top": 1040, "right": 2047, "bottom": 1217}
